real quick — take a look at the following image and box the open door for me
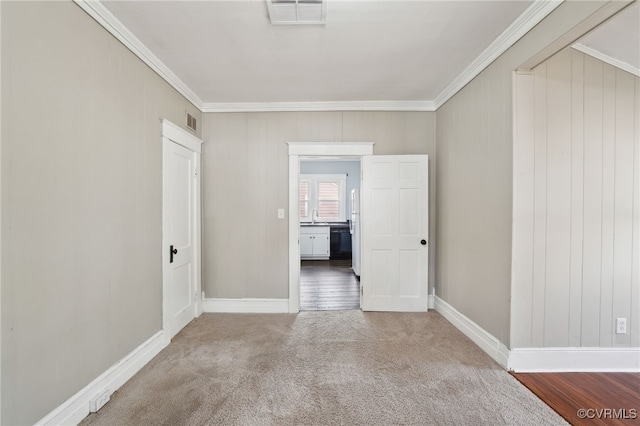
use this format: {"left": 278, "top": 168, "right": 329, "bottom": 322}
{"left": 361, "top": 155, "right": 429, "bottom": 311}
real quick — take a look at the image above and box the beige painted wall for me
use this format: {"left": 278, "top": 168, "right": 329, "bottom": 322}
{"left": 1, "top": 2, "right": 201, "bottom": 424}
{"left": 436, "top": 59, "right": 514, "bottom": 346}
{"left": 202, "top": 111, "right": 436, "bottom": 299}
{"left": 512, "top": 48, "right": 639, "bottom": 348}
{"left": 435, "top": 0, "right": 620, "bottom": 347}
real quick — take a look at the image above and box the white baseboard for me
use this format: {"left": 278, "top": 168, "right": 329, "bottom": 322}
{"left": 35, "top": 330, "right": 169, "bottom": 425}
{"left": 434, "top": 296, "right": 509, "bottom": 368}
{"left": 509, "top": 347, "right": 640, "bottom": 372}
{"left": 202, "top": 298, "right": 289, "bottom": 313}
{"left": 434, "top": 296, "right": 640, "bottom": 372}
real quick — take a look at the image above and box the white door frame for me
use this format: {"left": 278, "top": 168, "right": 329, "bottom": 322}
{"left": 162, "top": 119, "right": 203, "bottom": 339}
{"left": 287, "top": 142, "right": 374, "bottom": 313}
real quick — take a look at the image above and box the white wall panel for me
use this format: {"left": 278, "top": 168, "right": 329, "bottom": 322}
{"left": 511, "top": 48, "right": 639, "bottom": 349}
{"left": 599, "top": 64, "right": 616, "bottom": 347}
{"left": 581, "top": 54, "right": 605, "bottom": 347}
{"left": 612, "top": 69, "right": 636, "bottom": 347}
{"left": 511, "top": 71, "right": 535, "bottom": 347}
{"left": 632, "top": 77, "right": 640, "bottom": 348}
{"left": 568, "top": 49, "right": 585, "bottom": 347}
{"left": 531, "top": 63, "right": 548, "bottom": 348}
{"left": 543, "top": 50, "right": 572, "bottom": 347}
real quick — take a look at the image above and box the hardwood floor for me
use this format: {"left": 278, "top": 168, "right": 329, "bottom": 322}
{"left": 511, "top": 372, "right": 640, "bottom": 425}
{"left": 300, "top": 260, "right": 360, "bottom": 311}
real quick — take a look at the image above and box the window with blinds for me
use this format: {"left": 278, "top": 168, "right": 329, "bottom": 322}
{"left": 299, "top": 181, "right": 310, "bottom": 219}
{"left": 317, "top": 181, "right": 340, "bottom": 219}
{"left": 299, "top": 174, "right": 346, "bottom": 222}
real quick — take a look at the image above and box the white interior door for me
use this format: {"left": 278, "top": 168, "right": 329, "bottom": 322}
{"left": 163, "top": 123, "right": 201, "bottom": 339}
{"left": 361, "top": 155, "right": 429, "bottom": 311}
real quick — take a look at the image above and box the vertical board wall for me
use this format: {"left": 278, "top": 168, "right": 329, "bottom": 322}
{"left": 512, "top": 48, "right": 639, "bottom": 348}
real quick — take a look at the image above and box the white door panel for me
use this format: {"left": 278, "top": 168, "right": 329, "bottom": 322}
{"left": 361, "top": 155, "right": 428, "bottom": 312}
{"left": 164, "top": 138, "right": 199, "bottom": 339}
{"left": 172, "top": 262, "right": 192, "bottom": 313}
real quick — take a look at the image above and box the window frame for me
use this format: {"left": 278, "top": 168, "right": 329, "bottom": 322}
{"left": 299, "top": 174, "right": 347, "bottom": 223}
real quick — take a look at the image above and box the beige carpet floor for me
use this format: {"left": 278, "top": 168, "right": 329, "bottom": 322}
{"left": 81, "top": 311, "right": 566, "bottom": 425}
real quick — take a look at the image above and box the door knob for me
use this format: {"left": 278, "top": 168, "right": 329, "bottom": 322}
{"left": 420, "top": 239, "right": 427, "bottom": 245}
{"left": 170, "top": 245, "right": 178, "bottom": 263}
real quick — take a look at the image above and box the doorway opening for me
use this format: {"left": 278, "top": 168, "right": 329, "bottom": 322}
{"left": 299, "top": 157, "right": 361, "bottom": 311}
{"left": 287, "top": 142, "right": 374, "bottom": 313}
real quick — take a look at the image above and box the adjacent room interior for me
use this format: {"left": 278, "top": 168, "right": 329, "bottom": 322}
{"left": 1, "top": 0, "right": 638, "bottom": 424}
{"left": 299, "top": 157, "right": 362, "bottom": 311}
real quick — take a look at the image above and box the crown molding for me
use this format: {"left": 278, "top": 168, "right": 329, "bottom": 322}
{"left": 70, "top": 1, "right": 433, "bottom": 114}
{"left": 572, "top": 43, "right": 640, "bottom": 78}
{"left": 74, "top": 0, "right": 564, "bottom": 113}
{"left": 201, "top": 100, "right": 435, "bottom": 113}
{"left": 73, "top": 0, "right": 204, "bottom": 110}
{"left": 433, "top": 0, "right": 564, "bottom": 109}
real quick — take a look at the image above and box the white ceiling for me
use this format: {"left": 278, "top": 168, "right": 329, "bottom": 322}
{"left": 96, "top": 0, "right": 639, "bottom": 109}
{"left": 574, "top": 1, "right": 639, "bottom": 74}
{"left": 101, "top": 0, "right": 534, "bottom": 105}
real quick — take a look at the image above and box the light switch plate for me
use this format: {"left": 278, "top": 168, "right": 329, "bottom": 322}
{"left": 278, "top": 208, "right": 285, "bottom": 219}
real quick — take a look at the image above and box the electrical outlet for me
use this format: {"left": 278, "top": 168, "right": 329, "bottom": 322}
{"left": 89, "top": 389, "right": 111, "bottom": 413}
{"left": 616, "top": 318, "right": 627, "bottom": 335}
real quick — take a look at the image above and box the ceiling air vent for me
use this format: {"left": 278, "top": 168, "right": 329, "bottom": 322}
{"left": 266, "top": 0, "right": 326, "bottom": 25}
{"left": 186, "top": 113, "right": 197, "bottom": 133}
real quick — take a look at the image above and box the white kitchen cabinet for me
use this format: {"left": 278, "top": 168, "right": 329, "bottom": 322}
{"left": 300, "top": 226, "right": 329, "bottom": 259}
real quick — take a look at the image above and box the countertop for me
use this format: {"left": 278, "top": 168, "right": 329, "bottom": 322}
{"left": 301, "top": 222, "right": 349, "bottom": 229}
